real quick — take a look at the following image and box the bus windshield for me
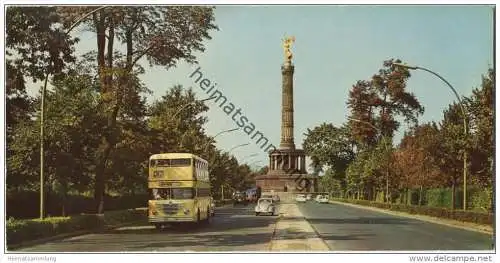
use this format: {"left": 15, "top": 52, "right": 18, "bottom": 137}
{"left": 150, "top": 188, "right": 195, "bottom": 200}
{"left": 150, "top": 158, "right": 191, "bottom": 167}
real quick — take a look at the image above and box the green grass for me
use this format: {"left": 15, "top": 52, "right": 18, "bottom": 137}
{"left": 332, "top": 198, "right": 493, "bottom": 225}
{"left": 7, "top": 208, "right": 146, "bottom": 247}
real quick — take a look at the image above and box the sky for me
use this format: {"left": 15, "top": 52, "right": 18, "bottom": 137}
{"left": 25, "top": 5, "right": 494, "bottom": 172}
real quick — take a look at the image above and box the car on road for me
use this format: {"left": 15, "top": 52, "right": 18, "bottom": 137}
{"left": 246, "top": 188, "right": 258, "bottom": 203}
{"left": 306, "top": 194, "right": 312, "bottom": 201}
{"left": 255, "top": 198, "right": 277, "bottom": 216}
{"left": 295, "top": 194, "right": 306, "bottom": 203}
{"left": 315, "top": 194, "right": 329, "bottom": 203}
{"left": 233, "top": 191, "right": 248, "bottom": 206}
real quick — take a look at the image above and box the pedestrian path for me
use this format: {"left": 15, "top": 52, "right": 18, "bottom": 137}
{"left": 269, "top": 203, "right": 329, "bottom": 251}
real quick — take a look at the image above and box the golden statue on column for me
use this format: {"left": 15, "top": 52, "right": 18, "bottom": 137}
{"left": 283, "top": 36, "right": 295, "bottom": 63}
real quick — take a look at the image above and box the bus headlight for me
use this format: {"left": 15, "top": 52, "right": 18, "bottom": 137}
{"left": 183, "top": 209, "right": 190, "bottom": 215}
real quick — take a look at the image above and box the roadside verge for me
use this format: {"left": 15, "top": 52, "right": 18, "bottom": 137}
{"left": 269, "top": 203, "right": 329, "bottom": 251}
{"left": 330, "top": 200, "right": 493, "bottom": 235}
{"left": 8, "top": 207, "right": 148, "bottom": 251}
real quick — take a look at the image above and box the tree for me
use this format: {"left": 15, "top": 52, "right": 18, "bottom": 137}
{"left": 57, "top": 6, "right": 218, "bottom": 213}
{"left": 464, "top": 68, "right": 494, "bottom": 189}
{"left": 319, "top": 169, "right": 343, "bottom": 197}
{"left": 347, "top": 59, "right": 425, "bottom": 147}
{"left": 344, "top": 59, "right": 425, "bottom": 202}
{"left": 6, "top": 6, "right": 78, "bottom": 82}
{"left": 345, "top": 150, "right": 370, "bottom": 199}
{"left": 394, "top": 123, "right": 441, "bottom": 205}
{"left": 207, "top": 150, "right": 239, "bottom": 199}
{"left": 257, "top": 166, "right": 269, "bottom": 175}
{"left": 346, "top": 80, "right": 379, "bottom": 146}
{"left": 7, "top": 66, "right": 102, "bottom": 215}
{"left": 6, "top": 6, "right": 79, "bottom": 172}
{"left": 303, "top": 123, "right": 355, "bottom": 192}
{"left": 148, "top": 85, "right": 210, "bottom": 154}
{"left": 6, "top": 64, "right": 33, "bottom": 137}
{"left": 433, "top": 103, "right": 467, "bottom": 209}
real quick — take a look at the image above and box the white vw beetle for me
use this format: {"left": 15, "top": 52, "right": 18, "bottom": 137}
{"left": 295, "top": 194, "right": 307, "bottom": 203}
{"left": 255, "top": 197, "right": 276, "bottom": 216}
{"left": 316, "top": 194, "right": 329, "bottom": 203}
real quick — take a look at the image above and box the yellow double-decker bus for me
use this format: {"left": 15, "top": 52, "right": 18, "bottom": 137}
{"left": 148, "top": 153, "right": 212, "bottom": 229}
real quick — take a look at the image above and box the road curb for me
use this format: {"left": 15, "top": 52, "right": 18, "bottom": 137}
{"left": 268, "top": 212, "right": 283, "bottom": 251}
{"left": 269, "top": 204, "right": 329, "bottom": 251}
{"left": 304, "top": 218, "right": 332, "bottom": 250}
{"left": 8, "top": 218, "right": 146, "bottom": 251}
{"left": 330, "top": 200, "right": 493, "bottom": 235}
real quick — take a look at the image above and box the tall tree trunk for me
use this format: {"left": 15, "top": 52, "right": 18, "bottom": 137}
{"left": 451, "top": 181, "right": 456, "bottom": 210}
{"left": 94, "top": 10, "right": 109, "bottom": 214}
{"left": 61, "top": 183, "right": 67, "bottom": 217}
{"left": 418, "top": 185, "right": 423, "bottom": 206}
{"left": 405, "top": 188, "right": 409, "bottom": 205}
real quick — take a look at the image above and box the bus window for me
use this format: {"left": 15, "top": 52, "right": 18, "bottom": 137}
{"left": 150, "top": 158, "right": 191, "bottom": 167}
{"left": 170, "top": 158, "right": 191, "bottom": 167}
{"left": 172, "top": 188, "right": 195, "bottom": 199}
{"left": 151, "top": 188, "right": 171, "bottom": 200}
{"left": 150, "top": 188, "right": 195, "bottom": 200}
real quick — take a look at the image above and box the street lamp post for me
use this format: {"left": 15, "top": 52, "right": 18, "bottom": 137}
{"left": 241, "top": 153, "right": 258, "bottom": 163}
{"left": 228, "top": 143, "right": 250, "bottom": 153}
{"left": 216, "top": 143, "right": 250, "bottom": 200}
{"left": 173, "top": 97, "right": 213, "bottom": 119}
{"left": 347, "top": 117, "right": 391, "bottom": 203}
{"left": 393, "top": 63, "right": 468, "bottom": 210}
{"left": 39, "top": 6, "right": 110, "bottom": 220}
{"left": 248, "top": 160, "right": 263, "bottom": 167}
{"left": 249, "top": 160, "right": 262, "bottom": 165}
{"left": 204, "top": 128, "right": 240, "bottom": 153}
{"left": 172, "top": 97, "right": 214, "bottom": 150}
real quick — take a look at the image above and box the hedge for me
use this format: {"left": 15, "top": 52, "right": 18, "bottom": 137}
{"left": 332, "top": 198, "right": 493, "bottom": 225}
{"left": 339, "top": 186, "right": 493, "bottom": 212}
{"left": 6, "top": 191, "right": 148, "bottom": 219}
{"left": 7, "top": 208, "right": 147, "bottom": 248}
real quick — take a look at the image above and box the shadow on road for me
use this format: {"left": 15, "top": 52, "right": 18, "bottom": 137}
{"left": 43, "top": 223, "right": 274, "bottom": 251}
{"left": 129, "top": 232, "right": 272, "bottom": 250}
{"left": 99, "top": 208, "right": 277, "bottom": 235}
{"left": 16, "top": 205, "right": 279, "bottom": 252}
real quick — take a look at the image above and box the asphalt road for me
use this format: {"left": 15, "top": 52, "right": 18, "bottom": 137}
{"left": 297, "top": 201, "right": 494, "bottom": 251}
{"left": 17, "top": 204, "right": 277, "bottom": 252}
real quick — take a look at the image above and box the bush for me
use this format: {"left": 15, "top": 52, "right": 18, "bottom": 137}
{"left": 6, "top": 191, "right": 148, "bottom": 219}
{"left": 332, "top": 198, "right": 493, "bottom": 225}
{"left": 7, "top": 208, "right": 146, "bottom": 248}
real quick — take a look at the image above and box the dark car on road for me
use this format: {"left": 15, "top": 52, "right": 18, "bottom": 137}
{"left": 233, "top": 191, "right": 247, "bottom": 206}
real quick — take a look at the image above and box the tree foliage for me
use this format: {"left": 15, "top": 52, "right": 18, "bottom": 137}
{"left": 5, "top": 6, "right": 253, "bottom": 218}
{"left": 347, "top": 59, "right": 424, "bottom": 147}
{"left": 55, "top": 6, "right": 219, "bottom": 213}
{"left": 309, "top": 64, "right": 493, "bottom": 210}
{"left": 6, "top": 6, "right": 78, "bottom": 81}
